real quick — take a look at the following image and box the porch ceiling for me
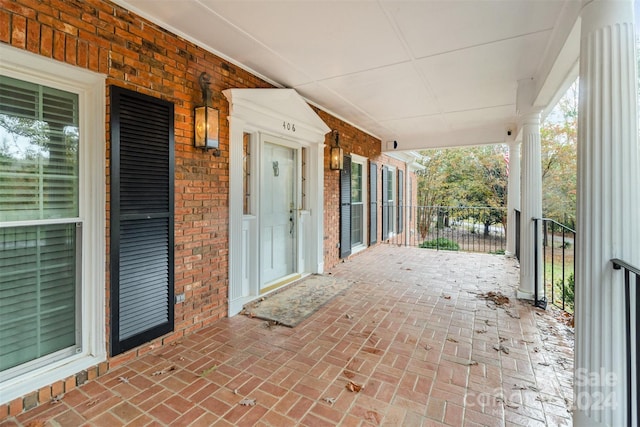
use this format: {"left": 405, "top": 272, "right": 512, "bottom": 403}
{"left": 113, "top": 0, "right": 582, "bottom": 151}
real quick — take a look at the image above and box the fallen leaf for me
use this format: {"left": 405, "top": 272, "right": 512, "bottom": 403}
{"left": 455, "top": 360, "right": 478, "bottom": 366}
{"left": 506, "top": 310, "right": 521, "bottom": 319}
{"left": 442, "top": 294, "right": 452, "bottom": 300}
{"left": 233, "top": 389, "right": 239, "bottom": 395}
{"left": 365, "top": 410, "right": 382, "bottom": 424}
{"left": 118, "top": 376, "right": 130, "bottom": 384}
{"left": 323, "top": 397, "right": 336, "bottom": 405}
{"left": 345, "top": 314, "right": 353, "bottom": 319}
{"left": 239, "top": 398, "right": 256, "bottom": 406}
{"left": 538, "top": 362, "right": 551, "bottom": 366}
{"left": 512, "top": 384, "right": 528, "bottom": 390}
{"left": 425, "top": 345, "right": 433, "bottom": 350}
{"left": 86, "top": 399, "right": 100, "bottom": 407}
{"left": 343, "top": 370, "right": 356, "bottom": 379}
{"left": 25, "top": 421, "right": 46, "bottom": 427}
{"left": 201, "top": 365, "right": 218, "bottom": 377}
{"left": 346, "top": 381, "right": 363, "bottom": 392}
{"left": 446, "top": 337, "right": 458, "bottom": 343}
{"left": 534, "top": 347, "right": 540, "bottom": 353}
{"left": 152, "top": 365, "right": 176, "bottom": 376}
{"left": 492, "top": 344, "right": 510, "bottom": 354}
{"left": 50, "top": 394, "right": 64, "bottom": 404}
{"left": 475, "top": 329, "right": 487, "bottom": 334}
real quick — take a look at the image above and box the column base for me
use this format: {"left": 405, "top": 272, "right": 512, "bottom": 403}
{"left": 516, "top": 289, "right": 534, "bottom": 300}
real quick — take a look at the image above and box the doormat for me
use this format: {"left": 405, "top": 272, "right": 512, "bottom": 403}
{"left": 242, "top": 275, "right": 353, "bottom": 327}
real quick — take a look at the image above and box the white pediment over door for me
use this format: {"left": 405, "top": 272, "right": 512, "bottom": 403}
{"left": 223, "top": 88, "right": 330, "bottom": 142}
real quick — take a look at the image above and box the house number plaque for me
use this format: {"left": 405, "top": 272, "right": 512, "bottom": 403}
{"left": 282, "top": 121, "right": 296, "bottom": 132}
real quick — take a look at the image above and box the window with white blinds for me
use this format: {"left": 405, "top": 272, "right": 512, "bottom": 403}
{"left": 0, "top": 75, "right": 81, "bottom": 377}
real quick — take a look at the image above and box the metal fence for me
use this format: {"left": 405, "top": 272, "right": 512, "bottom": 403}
{"left": 612, "top": 259, "right": 640, "bottom": 427}
{"left": 533, "top": 218, "right": 576, "bottom": 312}
{"left": 384, "top": 206, "right": 507, "bottom": 254}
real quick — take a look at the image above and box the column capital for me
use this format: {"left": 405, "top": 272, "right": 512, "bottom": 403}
{"left": 581, "top": 0, "right": 633, "bottom": 35}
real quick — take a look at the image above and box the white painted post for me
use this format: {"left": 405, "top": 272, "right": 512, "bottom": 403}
{"left": 574, "top": 0, "right": 640, "bottom": 425}
{"left": 506, "top": 140, "right": 521, "bottom": 257}
{"left": 518, "top": 110, "right": 543, "bottom": 300}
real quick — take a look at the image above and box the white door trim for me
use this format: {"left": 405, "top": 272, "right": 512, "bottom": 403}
{"left": 223, "top": 89, "right": 330, "bottom": 316}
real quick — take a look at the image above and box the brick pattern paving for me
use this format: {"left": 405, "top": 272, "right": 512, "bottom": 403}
{"left": 1, "top": 246, "right": 574, "bottom": 426}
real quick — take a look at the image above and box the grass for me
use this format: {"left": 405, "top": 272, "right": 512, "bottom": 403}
{"left": 419, "top": 237, "right": 460, "bottom": 251}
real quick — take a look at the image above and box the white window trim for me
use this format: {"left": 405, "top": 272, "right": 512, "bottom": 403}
{"left": 350, "top": 154, "right": 367, "bottom": 253}
{"left": 0, "top": 45, "right": 106, "bottom": 404}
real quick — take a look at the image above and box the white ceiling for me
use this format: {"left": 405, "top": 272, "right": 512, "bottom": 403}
{"left": 114, "top": 0, "right": 582, "bottom": 151}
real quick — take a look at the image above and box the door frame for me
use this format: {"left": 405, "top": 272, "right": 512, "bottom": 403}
{"left": 259, "top": 134, "right": 303, "bottom": 293}
{"left": 223, "top": 89, "right": 330, "bottom": 316}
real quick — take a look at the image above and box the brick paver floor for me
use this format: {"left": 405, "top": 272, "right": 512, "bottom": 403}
{"left": 1, "top": 245, "right": 574, "bottom": 426}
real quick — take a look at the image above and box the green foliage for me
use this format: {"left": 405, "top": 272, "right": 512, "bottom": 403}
{"left": 541, "top": 81, "right": 577, "bottom": 229}
{"left": 416, "top": 145, "right": 508, "bottom": 235}
{"left": 555, "top": 272, "right": 575, "bottom": 312}
{"left": 489, "top": 249, "right": 506, "bottom": 255}
{"left": 419, "top": 238, "right": 459, "bottom": 251}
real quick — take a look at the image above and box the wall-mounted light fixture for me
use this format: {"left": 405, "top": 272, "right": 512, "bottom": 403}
{"left": 194, "top": 72, "right": 220, "bottom": 156}
{"left": 329, "top": 130, "right": 343, "bottom": 170}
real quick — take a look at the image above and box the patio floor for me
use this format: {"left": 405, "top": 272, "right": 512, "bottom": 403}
{"left": 2, "top": 245, "right": 575, "bottom": 426}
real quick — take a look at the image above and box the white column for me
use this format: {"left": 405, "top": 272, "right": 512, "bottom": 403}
{"left": 517, "top": 112, "right": 543, "bottom": 300}
{"left": 227, "top": 116, "right": 246, "bottom": 316}
{"left": 574, "top": 0, "right": 639, "bottom": 425}
{"left": 506, "top": 140, "right": 521, "bottom": 257}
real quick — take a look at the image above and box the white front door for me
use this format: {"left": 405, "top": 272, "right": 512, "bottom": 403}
{"left": 261, "top": 141, "right": 296, "bottom": 289}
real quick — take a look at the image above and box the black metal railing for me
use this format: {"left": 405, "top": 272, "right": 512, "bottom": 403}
{"left": 514, "top": 209, "right": 520, "bottom": 261}
{"left": 384, "top": 206, "right": 507, "bottom": 255}
{"left": 533, "top": 218, "right": 576, "bottom": 312}
{"left": 612, "top": 258, "right": 640, "bottom": 427}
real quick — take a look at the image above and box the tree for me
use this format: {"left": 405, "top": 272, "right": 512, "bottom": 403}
{"left": 541, "top": 81, "right": 577, "bottom": 228}
{"left": 417, "top": 144, "right": 508, "bottom": 236}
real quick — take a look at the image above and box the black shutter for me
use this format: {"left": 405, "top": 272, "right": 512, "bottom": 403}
{"left": 369, "top": 162, "right": 377, "bottom": 245}
{"left": 110, "top": 86, "right": 175, "bottom": 356}
{"left": 398, "top": 169, "right": 404, "bottom": 234}
{"left": 381, "top": 166, "right": 388, "bottom": 240}
{"left": 340, "top": 155, "right": 352, "bottom": 258}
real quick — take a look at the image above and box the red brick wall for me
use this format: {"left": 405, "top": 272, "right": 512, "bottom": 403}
{"left": 0, "top": 0, "right": 415, "bottom": 418}
{"left": 316, "top": 111, "right": 410, "bottom": 269}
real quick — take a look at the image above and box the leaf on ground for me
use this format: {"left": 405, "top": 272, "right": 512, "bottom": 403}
{"left": 346, "top": 381, "right": 363, "bottom": 392}
{"left": 86, "top": 399, "right": 100, "bottom": 407}
{"left": 151, "top": 365, "right": 176, "bottom": 376}
{"left": 201, "top": 365, "right": 218, "bottom": 377}
{"left": 492, "top": 344, "right": 510, "bottom": 354}
{"left": 506, "top": 310, "right": 521, "bottom": 319}
{"left": 169, "top": 340, "right": 183, "bottom": 347}
{"left": 345, "top": 314, "right": 353, "bottom": 319}
{"left": 512, "top": 384, "right": 528, "bottom": 390}
{"left": 446, "top": 337, "right": 458, "bottom": 343}
{"left": 343, "top": 370, "right": 356, "bottom": 379}
{"left": 323, "top": 397, "right": 336, "bottom": 405}
{"left": 25, "top": 421, "right": 46, "bottom": 427}
{"left": 118, "top": 376, "right": 130, "bottom": 384}
{"left": 442, "top": 294, "right": 452, "bottom": 300}
{"left": 534, "top": 347, "right": 540, "bottom": 353}
{"left": 538, "top": 361, "right": 551, "bottom": 366}
{"left": 425, "top": 345, "right": 433, "bottom": 350}
{"left": 528, "top": 385, "right": 541, "bottom": 392}
{"left": 478, "top": 291, "right": 510, "bottom": 306}
{"left": 239, "top": 398, "right": 256, "bottom": 406}
{"left": 455, "top": 360, "right": 478, "bottom": 366}
{"left": 536, "top": 395, "right": 552, "bottom": 403}
{"left": 50, "top": 394, "right": 64, "bottom": 404}
{"left": 475, "top": 328, "right": 487, "bottom": 334}
{"left": 365, "top": 410, "right": 381, "bottom": 424}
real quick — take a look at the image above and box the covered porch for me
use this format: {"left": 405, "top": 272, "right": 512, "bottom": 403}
{"left": 2, "top": 246, "right": 574, "bottom": 426}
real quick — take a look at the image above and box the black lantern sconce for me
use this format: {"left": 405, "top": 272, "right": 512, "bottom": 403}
{"left": 329, "top": 130, "right": 343, "bottom": 170}
{"left": 194, "top": 72, "right": 221, "bottom": 156}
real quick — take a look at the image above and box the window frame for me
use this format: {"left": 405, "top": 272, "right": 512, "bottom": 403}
{"left": 0, "top": 45, "right": 106, "bottom": 404}
{"left": 350, "top": 154, "right": 368, "bottom": 252}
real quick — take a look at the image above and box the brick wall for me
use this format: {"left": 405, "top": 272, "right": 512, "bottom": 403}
{"left": 0, "top": 0, "right": 414, "bottom": 418}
